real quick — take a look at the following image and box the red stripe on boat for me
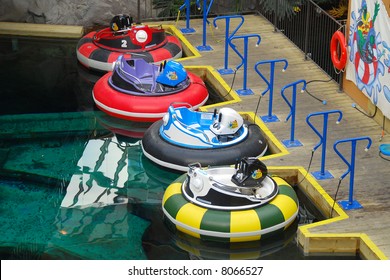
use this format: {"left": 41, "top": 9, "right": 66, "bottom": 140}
{"left": 167, "top": 35, "right": 180, "bottom": 44}
{"left": 107, "top": 52, "right": 121, "bottom": 63}
{"left": 84, "top": 31, "right": 96, "bottom": 39}
{"left": 78, "top": 42, "right": 99, "bottom": 58}
{"left": 150, "top": 48, "right": 173, "bottom": 63}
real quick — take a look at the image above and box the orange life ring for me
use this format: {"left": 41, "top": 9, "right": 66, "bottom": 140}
{"left": 330, "top": 30, "right": 347, "bottom": 71}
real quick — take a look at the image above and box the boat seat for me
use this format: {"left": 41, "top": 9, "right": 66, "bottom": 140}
{"left": 204, "top": 131, "right": 217, "bottom": 143}
{"left": 187, "top": 123, "right": 201, "bottom": 129}
{"left": 139, "top": 74, "right": 153, "bottom": 79}
{"left": 133, "top": 59, "right": 157, "bottom": 81}
{"left": 185, "top": 124, "right": 216, "bottom": 143}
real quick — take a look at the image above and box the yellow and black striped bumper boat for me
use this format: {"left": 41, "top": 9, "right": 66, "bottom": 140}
{"left": 162, "top": 158, "right": 299, "bottom": 243}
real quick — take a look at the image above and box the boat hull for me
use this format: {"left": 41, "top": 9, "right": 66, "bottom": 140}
{"left": 162, "top": 175, "right": 299, "bottom": 243}
{"left": 141, "top": 120, "right": 268, "bottom": 171}
{"left": 77, "top": 31, "right": 182, "bottom": 72}
{"left": 92, "top": 72, "right": 209, "bottom": 122}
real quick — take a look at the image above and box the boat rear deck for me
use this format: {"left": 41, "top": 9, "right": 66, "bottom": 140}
{"left": 168, "top": 14, "right": 389, "bottom": 259}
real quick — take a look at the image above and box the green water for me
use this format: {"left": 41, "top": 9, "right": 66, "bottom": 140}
{"left": 0, "top": 119, "right": 358, "bottom": 260}
{"left": 0, "top": 124, "right": 179, "bottom": 260}
{"left": 0, "top": 126, "right": 278, "bottom": 260}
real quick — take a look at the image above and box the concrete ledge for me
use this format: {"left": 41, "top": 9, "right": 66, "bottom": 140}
{"left": 297, "top": 232, "right": 387, "bottom": 260}
{"left": 240, "top": 113, "right": 289, "bottom": 159}
{"left": 161, "top": 24, "right": 201, "bottom": 61}
{"left": 0, "top": 22, "right": 84, "bottom": 38}
{"left": 286, "top": 167, "right": 389, "bottom": 260}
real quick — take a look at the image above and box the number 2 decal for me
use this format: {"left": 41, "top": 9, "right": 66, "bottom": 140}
{"left": 121, "top": 40, "right": 127, "bottom": 48}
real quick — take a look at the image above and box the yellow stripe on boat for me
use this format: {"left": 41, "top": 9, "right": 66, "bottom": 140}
{"left": 269, "top": 194, "right": 298, "bottom": 228}
{"left": 162, "top": 182, "right": 182, "bottom": 205}
{"left": 272, "top": 176, "right": 289, "bottom": 185}
{"left": 230, "top": 210, "right": 261, "bottom": 242}
{"left": 176, "top": 203, "right": 207, "bottom": 238}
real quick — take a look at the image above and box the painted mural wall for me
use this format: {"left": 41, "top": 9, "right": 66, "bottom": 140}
{"left": 346, "top": 0, "right": 390, "bottom": 118}
{"left": 344, "top": 0, "right": 390, "bottom": 127}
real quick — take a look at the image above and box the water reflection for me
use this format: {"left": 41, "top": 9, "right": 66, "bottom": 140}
{"left": 48, "top": 135, "right": 180, "bottom": 259}
{"left": 142, "top": 210, "right": 299, "bottom": 260}
{"left": 59, "top": 132, "right": 180, "bottom": 207}
{"left": 0, "top": 127, "right": 307, "bottom": 260}
{"left": 96, "top": 113, "right": 152, "bottom": 140}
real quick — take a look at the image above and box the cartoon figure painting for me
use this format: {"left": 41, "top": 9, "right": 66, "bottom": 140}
{"left": 347, "top": 0, "right": 390, "bottom": 117}
{"left": 382, "top": 41, "right": 390, "bottom": 102}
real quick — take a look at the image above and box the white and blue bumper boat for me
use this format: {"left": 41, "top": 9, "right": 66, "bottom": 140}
{"left": 141, "top": 105, "right": 268, "bottom": 171}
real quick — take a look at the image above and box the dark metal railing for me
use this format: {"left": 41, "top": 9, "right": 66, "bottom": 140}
{"left": 135, "top": 0, "right": 344, "bottom": 85}
{"left": 137, "top": 0, "right": 258, "bottom": 21}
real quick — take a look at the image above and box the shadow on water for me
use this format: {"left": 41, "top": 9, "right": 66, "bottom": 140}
{"left": 0, "top": 35, "right": 359, "bottom": 260}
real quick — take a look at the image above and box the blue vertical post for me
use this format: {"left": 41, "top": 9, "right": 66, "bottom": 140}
{"left": 333, "top": 136, "right": 372, "bottom": 210}
{"left": 229, "top": 34, "right": 261, "bottom": 95}
{"left": 196, "top": 0, "right": 214, "bottom": 51}
{"left": 306, "top": 110, "right": 343, "bottom": 180}
{"left": 179, "top": 0, "right": 199, "bottom": 33}
{"left": 254, "top": 59, "right": 289, "bottom": 122}
{"left": 280, "top": 79, "right": 307, "bottom": 147}
{"left": 213, "top": 15, "right": 245, "bottom": 75}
